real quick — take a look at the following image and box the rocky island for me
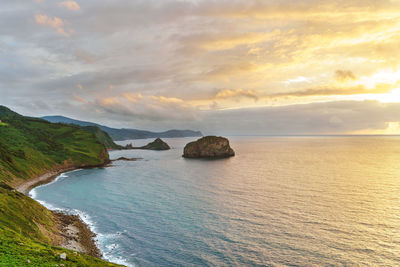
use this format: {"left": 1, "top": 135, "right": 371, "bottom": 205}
{"left": 134, "top": 138, "right": 170, "bottom": 150}
{"left": 183, "top": 136, "right": 235, "bottom": 158}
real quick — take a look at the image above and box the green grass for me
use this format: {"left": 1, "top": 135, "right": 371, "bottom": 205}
{"left": 0, "top": 227, "right": 120, "bottom": 266}
{"left": 81, "top": 126, "right": 123, "bottom": 150}
{"left": 0, "top": 106, "right": 109, "bottom": 184}
{"left": 0, "top": 183, "right": 122, "bottom": 266}
{"left": 0, "top": 183, "right": 55, "bottom": 244}
{"left": 0, "top": 106, "right": 121, "bottom": 266}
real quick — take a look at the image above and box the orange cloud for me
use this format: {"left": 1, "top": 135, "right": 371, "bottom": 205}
{"left": 122, "top": 93, "right": 142, "bottom": 103}
{"left": 100, "top": 97, "right": 120, "bottom": 105}
{"left": 35, "top": 14, "right": 69, "bottom": 37}
{"left": 59, "top": 1, "right": 80, "bottom": 11}
{"left": 73, "top": 94, "right": 87, "bottom": 104}
{"left": 151, "top": 96, "right": 184, "bottom": 103}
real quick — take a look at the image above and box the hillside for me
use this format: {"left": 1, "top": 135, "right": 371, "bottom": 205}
{"left": 0, "top": 183, "right": 121, "bottom": 266}
{"left": 0, "top": 106, "right": 109, "bottom": 185}
{"left": 42, "top": 115, "right": 203, "bottom": 141}
{"left": 0, "top": 106, "right": 120, "bottom": 266}
{"left": 81, "top": 126, "right": 124, "bottom": 150}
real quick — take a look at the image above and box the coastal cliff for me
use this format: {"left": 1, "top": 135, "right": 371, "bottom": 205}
{"left": 0, "top": 106, "right": 121, "bottom": 266}
{"left": 0, "top": 106, "right": 109, "bottom": 187}
{"left": 183, "top": 136, "right": 235, "bottom": 158}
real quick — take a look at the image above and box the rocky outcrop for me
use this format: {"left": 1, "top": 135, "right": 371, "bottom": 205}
{"left": 136, "top": 138, "right": 170, "bottom": 150}
{"left": 124, "top": 143, "right": 134, "bottom": 149}
{"left": 183, "top": 136, "right": 235, "bottom": 158}
{"left": 112, "top": 157, "right": 141, "bottom": 162}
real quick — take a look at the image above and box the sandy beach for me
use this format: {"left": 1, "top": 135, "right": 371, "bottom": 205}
{"left": 16, "top": 167, "right": 78, "bottom": 195}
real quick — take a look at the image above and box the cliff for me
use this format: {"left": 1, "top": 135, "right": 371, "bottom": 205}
{"left": 0, "top": 106, "right": 121, "bottom": 266}
{"left": 0, "top": 106, "right": 109, "bottom": 186}
{"left": 183, "top": 136, "right": 235, "bottom": 158}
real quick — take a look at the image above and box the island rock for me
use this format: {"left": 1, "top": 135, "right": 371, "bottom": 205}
{"left": 183, "top": 136, "right": 235, "bottom": 158}
{"left": 137, "top": 138, "right": 170, "bottom": 150}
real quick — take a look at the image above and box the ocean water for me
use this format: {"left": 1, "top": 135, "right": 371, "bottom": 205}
{"left": 31, "top": 136, "right": 400, "bottom": 266}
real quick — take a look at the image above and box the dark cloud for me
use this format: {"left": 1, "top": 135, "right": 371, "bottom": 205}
{"left": 334, "top": 70, "right": 357, "bottom": 82}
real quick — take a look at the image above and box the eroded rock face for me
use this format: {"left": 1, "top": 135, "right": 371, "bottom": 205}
{"left": 183, "top": 136, "right": 235, "bottom": 158}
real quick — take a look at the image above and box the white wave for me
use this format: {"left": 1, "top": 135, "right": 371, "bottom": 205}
{"left": 68, "top": 168, "right": 83, "bottom": 173}
{"left": 29, "top": 173, "right": 69, "bottom": 198}
{"left": 30, "top": 169, "right": 134, "bottom": 267}
{"left": 32, "top": 198, "right": 64, "bottom": 211}
{"left": 96, "top": 232, "right": 135, "bottom": 267}
{"left": 29, "top": 188, "right": 37, "bottom": 198}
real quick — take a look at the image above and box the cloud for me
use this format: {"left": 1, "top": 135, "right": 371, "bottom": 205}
{"left": 179, "top": 30, "right": 281, "bottom": 51}
{"left": 216, "top": 89, "right": 259, "bottom": 101}
{"left": 34, "top": 14, "right": 69, "bottom": 36}
{"left": 72, "top": 93, "right": 200, "bottom": 127}
{"left": 73, "top": 93, "right": 87, "bottom": 104}
{"left": 4, "top": 0, "right": 400, "bottom": 133}
{"left": 74, "top": 50, "right": 95, "bottom": 63}
{"left": 200, "top": 100, "right": 400, "bottom": 135}
{"left": 59, "top": 1, "right": 80, "bottom": 11}
{"left": 122, "top": 92, "right": 142, "bottom": 103}
{"left": 334, "top": 70, "right": 357, "bottom": 82}
{"left": 269, "top": 83, "right": 396, "bottom": 98}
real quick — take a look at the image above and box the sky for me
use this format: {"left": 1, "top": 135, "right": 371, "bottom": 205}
{"left": 2, "top": 0, "right": 400, "bottom": 135}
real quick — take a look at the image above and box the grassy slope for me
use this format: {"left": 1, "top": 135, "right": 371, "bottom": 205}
{"left": 0, "top": 183, "right": 119, "bottom": 266}
{"left": 0, "top": 106, "right": 109, "bottom": 185}
{"left": 81, "top": 126, "right": 123, "bottom": 150}
{"left": 0, "top": 106, "right": 120, "bottom": 266}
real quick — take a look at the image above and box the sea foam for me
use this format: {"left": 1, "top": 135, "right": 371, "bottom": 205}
{"left": 30, "top": 170, "right": 134, "bottom": 266}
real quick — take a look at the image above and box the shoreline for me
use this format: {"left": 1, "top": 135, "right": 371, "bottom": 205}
{"left": 16, "top": 166, "right": 79, "bottom": 195}
{"left": 15, "top": 164, "right": 109, "bottom": 261}
{"left": 15, "top": 162, "right": 111, "bottom": 195}
{"left": 53, "top": 211, "right": 101, "bottom": 258}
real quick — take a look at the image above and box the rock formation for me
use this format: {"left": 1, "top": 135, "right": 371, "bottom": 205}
{"left": 136, "top": 138, "right": 170, "bottom": 150}
{"left": 183, "top": 136, "right": 235, "bottom": 158}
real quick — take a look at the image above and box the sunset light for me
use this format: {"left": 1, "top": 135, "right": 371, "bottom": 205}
{"left": 2, "top": 1, "right": 400, "bottom": 266}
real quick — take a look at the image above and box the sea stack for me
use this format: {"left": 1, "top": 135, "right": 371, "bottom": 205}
{"left": 183, "top": 136, "right": 235, "bottom": 158}
{"left": 138, "top": 138, "right": 170, "bottom": 150}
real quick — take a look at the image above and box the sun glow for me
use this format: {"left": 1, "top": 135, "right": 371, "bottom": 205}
{"left": 351, "top": 122, "right": 400, "bottom": 135}
{"left": 358, "top": 69, "right": 400, "bottom": 90}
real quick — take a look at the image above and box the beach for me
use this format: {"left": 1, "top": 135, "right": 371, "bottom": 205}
{"left": 15, "top": 166, "right": 105, "bottom": 260}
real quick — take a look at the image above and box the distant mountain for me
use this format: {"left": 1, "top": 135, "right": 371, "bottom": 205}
{"left": 42, "top": 116, "right": 203, "bottom": 141}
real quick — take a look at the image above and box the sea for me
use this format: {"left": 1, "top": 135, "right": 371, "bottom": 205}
{"left": 30, "top": 136, "right": 400, "bottom": 266}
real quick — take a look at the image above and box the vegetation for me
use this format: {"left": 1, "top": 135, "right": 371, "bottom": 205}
{"left": 42, "top": 115, "right": 203, "bottom": 141}
{"left": 136, "top": 138, "right": 170, "bottom": 150}
{"left": 81, "top": 126, "right": 123, "bottom": 150}
{"left": 0, "top": 106, "right": 109, "bottom": 185}
{"left": 0, "top": 183, "right": 121, "bottom": 266}
{"left": 0, "top": 106, "right": 120, "bottom": 266}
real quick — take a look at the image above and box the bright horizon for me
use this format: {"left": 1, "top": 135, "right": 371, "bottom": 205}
{"left": 3, "top": 0, "right": 400, "bottom": 135}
